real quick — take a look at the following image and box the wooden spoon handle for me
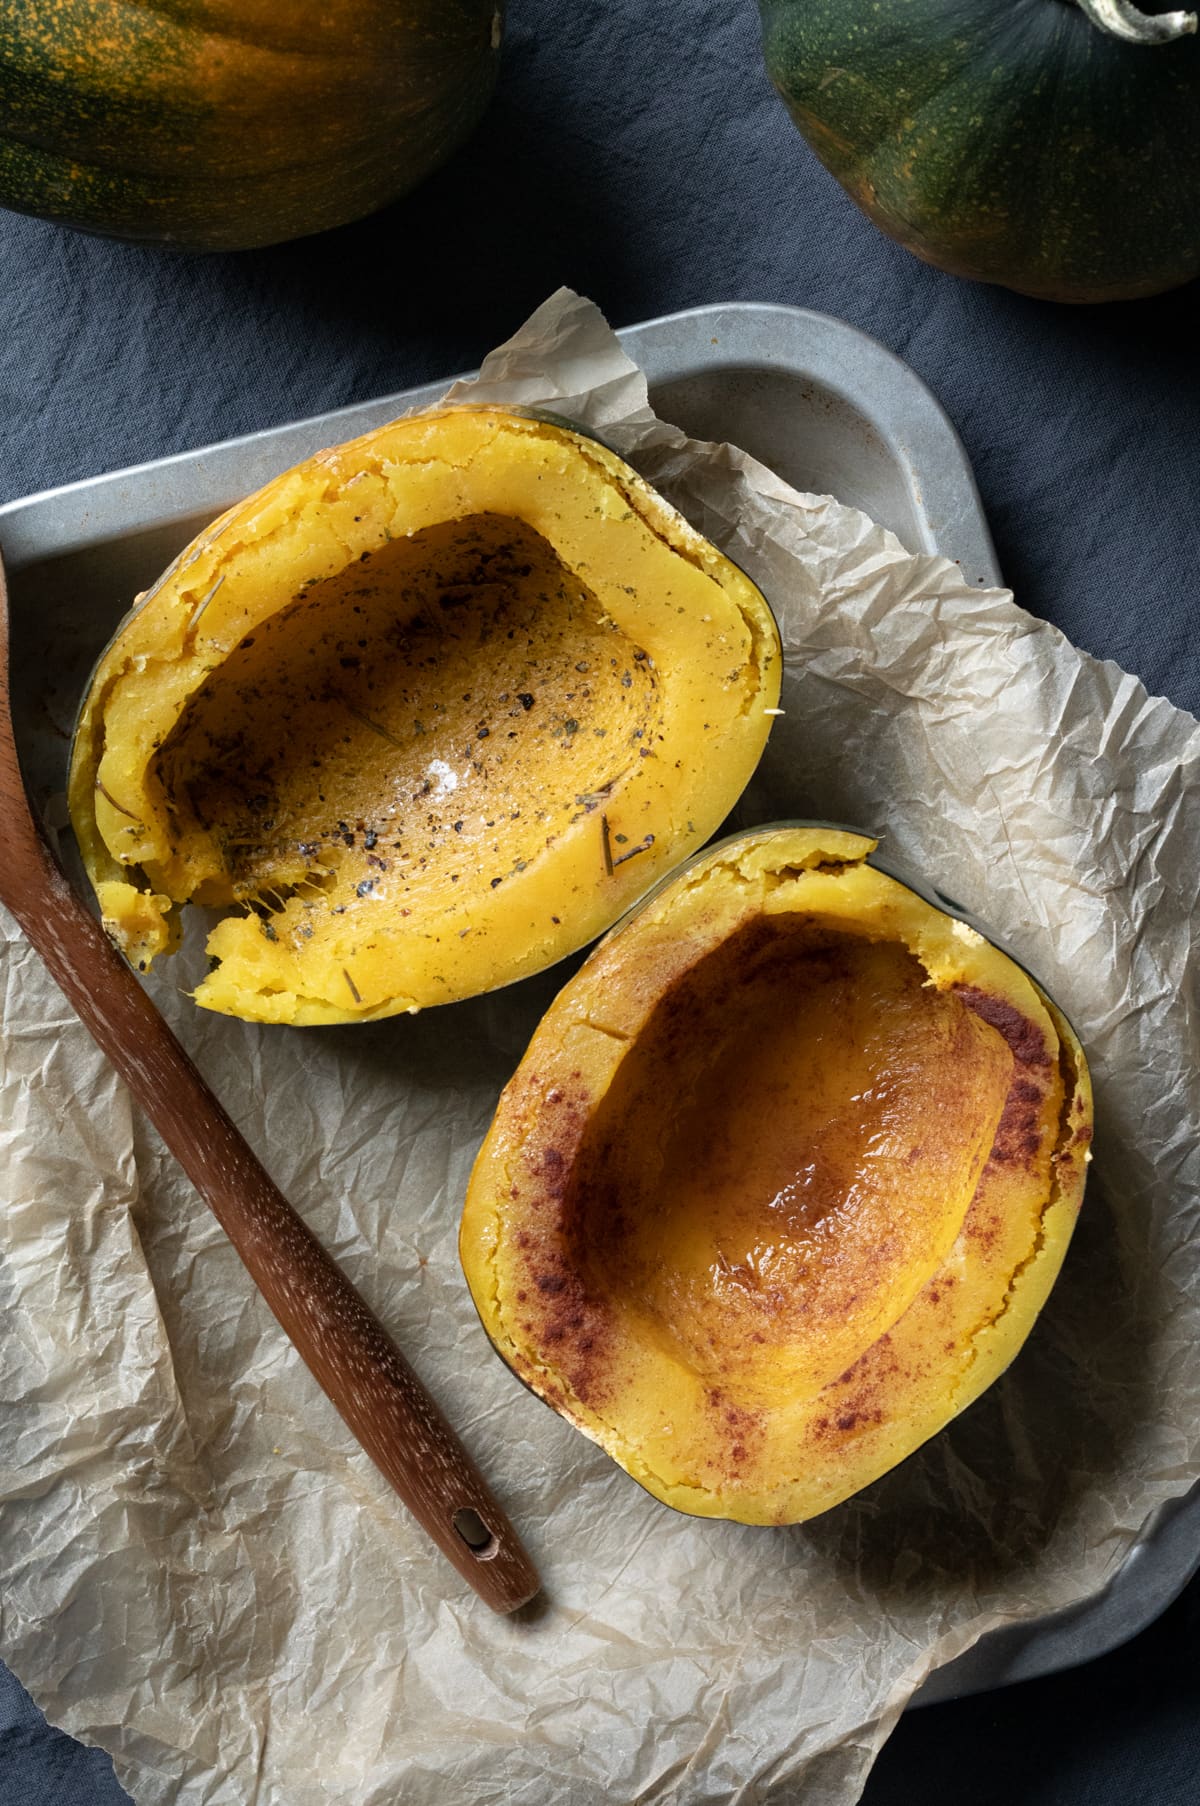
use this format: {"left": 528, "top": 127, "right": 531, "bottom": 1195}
{"left": 4, "top": 831, "right": 540, "bottom": 1613}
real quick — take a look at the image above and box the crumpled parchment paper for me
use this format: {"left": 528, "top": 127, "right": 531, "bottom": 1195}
{"left": 2, "top": 290, "right": 1198, "bottom": 1806}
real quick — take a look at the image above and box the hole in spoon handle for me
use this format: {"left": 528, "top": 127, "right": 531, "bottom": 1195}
{"left": 453, "top": 1507, "right": 500, "bottom": 1559}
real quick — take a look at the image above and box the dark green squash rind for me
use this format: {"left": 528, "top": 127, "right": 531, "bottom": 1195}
{"left": 0, "top": 1, "right": 500, "bottom": 250}
{"left": 760, "top": 0, "right": 1200, "bottom": 302}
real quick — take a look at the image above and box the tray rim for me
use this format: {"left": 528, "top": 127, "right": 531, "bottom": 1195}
{"left": 0, "top": 299, "right": 1001, "bottom": 590}
{"left": 1, "top": 298, "right": 1193, "bottom": 1708}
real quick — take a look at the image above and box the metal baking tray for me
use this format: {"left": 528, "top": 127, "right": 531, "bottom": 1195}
{"left": 1, "top": 301, "right": 1195, "bottom": 1711}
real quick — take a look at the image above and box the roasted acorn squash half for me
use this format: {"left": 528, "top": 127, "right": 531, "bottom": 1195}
{"left": 460, "top": 825, "right": 1093, "bottom": 1525}
{"left": 68, "top": 407, "right": 781, "bottom": 1024}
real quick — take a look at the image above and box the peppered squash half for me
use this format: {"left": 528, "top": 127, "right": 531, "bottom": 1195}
{"left": 68, "top": 407, "right": 781, "bottom": 1025}
{"left": 460, "top": 826, "right": 1093, "bottom": 1526}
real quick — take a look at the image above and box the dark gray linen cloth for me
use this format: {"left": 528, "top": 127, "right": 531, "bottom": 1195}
{"left": 0, "top": 3, "right": 1197, "bottom": 1802}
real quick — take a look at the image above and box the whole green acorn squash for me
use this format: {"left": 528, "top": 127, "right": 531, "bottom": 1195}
{"left": 0, "top": 0, "right": 501, "bottom": 251}
{"left": 760, "top": 0, "right": 1200, "bottom": 302}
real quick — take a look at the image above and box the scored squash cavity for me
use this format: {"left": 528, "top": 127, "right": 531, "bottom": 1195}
{"left": 69, "top": 408, "right": 781, "bottom": 1024}
{"left": 460, "top": 826, "right": 1094, "bottom": 1525}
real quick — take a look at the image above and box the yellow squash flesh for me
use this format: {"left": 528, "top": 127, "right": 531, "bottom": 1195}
{"left": 460, "top": 826, "right": 1093, "bottom": 1525}
{"left": 69, "top": 408, "right": 781, "bottom": 1023}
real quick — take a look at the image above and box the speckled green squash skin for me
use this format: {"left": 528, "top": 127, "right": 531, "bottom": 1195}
{"left": 760, "top": 0, "right": 1200, "bottom": 302}
{"left": 0, "top": 0, "right": 501, "bottom": 251}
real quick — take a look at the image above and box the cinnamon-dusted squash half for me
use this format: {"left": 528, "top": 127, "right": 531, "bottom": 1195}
{"left": 68, "top": 407, "right": 781, "bottom": 1024}
{"left": 460, "top": 826, "right": 1093, "bottom": 1525}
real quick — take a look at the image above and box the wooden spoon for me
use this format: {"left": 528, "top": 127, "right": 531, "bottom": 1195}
{"left": 0, "top": 548, "right": 539, "bottom": 1614}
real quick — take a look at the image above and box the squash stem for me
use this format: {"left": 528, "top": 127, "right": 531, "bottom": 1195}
{"left": 1076, "top": 0, "right": 1197, "bottom": 41}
